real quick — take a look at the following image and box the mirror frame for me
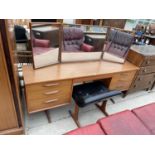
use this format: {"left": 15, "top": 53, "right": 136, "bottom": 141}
{"left": 30, "top": 22, "right": 62, "bottom": 69}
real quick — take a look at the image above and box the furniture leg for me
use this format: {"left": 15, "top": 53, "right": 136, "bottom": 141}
{"left": 96, "top": 100, "right": 108, "bottom": 116}
{"left": 110, "top": 98, "right": 115, "bottom": 104}
{"left": 122, "top": 91, "right": 128, "bottom": 98}
{"left": 69, "top": 104, "right": 81, "bottom": 127}
{"left": 44, "top": 110, "right": 51, "bottom": 123}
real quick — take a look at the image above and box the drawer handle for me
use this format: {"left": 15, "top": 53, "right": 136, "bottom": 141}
{"left": 146, "top": 61, "right": 150, "bottom": 65}
{"left": 149, "top": 81, "right": 152, "bottom": 84}
{"left": 143, "top": 69, "right": 146, "bottom": 73}
{"left": 43, "top": 83, "right": 59, "bottom": 87}
{"left": 44, "top": 98, "right": 58, "bottom": 104}
{"left": 44, "top": 90, "right": 60, "bottom": 95}
{"left": 138, "top": 77, "right": 141, "bottom": 81}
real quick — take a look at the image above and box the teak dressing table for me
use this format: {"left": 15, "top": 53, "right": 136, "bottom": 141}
{"left": 23, "top": 60, "right": 139, "bottom": 117}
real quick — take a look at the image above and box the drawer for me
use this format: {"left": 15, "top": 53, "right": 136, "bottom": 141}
{"left": 25, "top": 80, "right": 73, "bottom": 113}
{"left": 133, "top": 74, "right": 155, "bottom": 86}
{"left": 26, "top": 80, "right": 72, "bottom": 92}
{"left": 28, "top": 95, "right": 70, "bottom": 113}
{"left": 139, "top": 66, "right": 155, "bottom": 75}
{"left": 142, "top": 57, "right": 155, "bottom": 67}
{"left": 129, "top": 82, "right": 153, "bottom": 92}
{"left": 128, "top": 84, "right": 153, "bottom": 93}
{"left": 109, "top": 71, "right": 136, "bottom": 91}
{"left": 26, "top": 85, "right": 71, "bottom": 100}
{"left": 129, "top": 73, "right": 155, "bottom": 90}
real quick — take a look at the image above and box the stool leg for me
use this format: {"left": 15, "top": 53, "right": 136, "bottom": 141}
{"left": 96, "top": 100, "right": 109, "bottom": 116}
{"left": 110, "top": 98, "right": 115, "bottom": 104}
{"left": 45, "top": 110, "right": 52, "bottom": 123}
{"left": 69, "top": 104, "right": 81, "bottom": 128}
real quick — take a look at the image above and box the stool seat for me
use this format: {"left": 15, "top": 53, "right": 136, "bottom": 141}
{"left": 72, "top": 81, "right": 122, "bottom": 107}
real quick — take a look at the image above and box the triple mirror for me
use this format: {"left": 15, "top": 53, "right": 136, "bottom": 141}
{"left": 30, "top": 22, "right": 61, "bottom": 69}
{"left": 30, "top": 23, "right": 134, "bottom": 68}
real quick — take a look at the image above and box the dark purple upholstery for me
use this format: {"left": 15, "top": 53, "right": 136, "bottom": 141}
{"left": 105, "top": 29, "right": 134, "bottom": 58}
{"left": 33, "top": 38, "right": 50, "bottom": 48}
{"left": 132, "top": 102, "right": 155, "bottom": 134}
{"left": 66, "top": 123, "right": 105, "bottom": 135}
{"left": 97, "top": 110, "right": 150, "bottom": 135}
{"left": 63, "top": 27, "right": 94, "bottom": 52}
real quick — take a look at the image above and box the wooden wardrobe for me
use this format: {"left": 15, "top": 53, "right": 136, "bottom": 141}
{"left": 0, "top": 20, "right": 24, "bottom": 134}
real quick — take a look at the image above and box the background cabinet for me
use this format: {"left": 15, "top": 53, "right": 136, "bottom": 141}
{"left": 126, "top": 46, "right": 155, "bottom": 94}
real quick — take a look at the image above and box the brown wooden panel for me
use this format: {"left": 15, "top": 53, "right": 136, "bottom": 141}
{"left": 109, "top": 71, "right": 137, "bottom": 91}
{"left": 75, "top": 19, "right": 93, "bottom": 25}
{"left": 23, "top": 61, "right": 139, "bottom": 85}
{"left": 0, "top": 33, "right": 19, "bottom": 131}
{"left": 26, "top": 80, "right": 72, "bottom": 92}
{"left": 25, "top": 79, "right": 73, "bottom": 113}
{"left": 26, "top": 84, "right": 72, "bottom": 100}
{"left": 141, "top": 57, "right": 155, "bottom": 66}
{"left": 103, "top": 19, "right": 126, "bottom": 29}
{"left": 131, "top": 74, "right": 155, "bottom": 88}
{"left": 127, "top": 49, "right": 144, "bottom": 67}
{"left": 27, "top": 95, "right": 71, "bottom": 113}
{"left": 139, "top": 66, "right": 155, "bottom": 74}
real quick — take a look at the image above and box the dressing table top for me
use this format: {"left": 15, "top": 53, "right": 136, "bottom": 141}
{"left": 23, "top": 60, "right": 139, "bottom": 85}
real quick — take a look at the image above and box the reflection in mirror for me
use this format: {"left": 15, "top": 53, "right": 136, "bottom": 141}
{"left": 30, "top": 22, "right": 61, "bottom": 69}
{"left": 61, "top": 25, "right": 107, "bottom": 62}
{"left": 102, "top": 28, "right": 134, "bottom": 63}
{"left": 7, "top": 19, "right": 33, "bottom": 66}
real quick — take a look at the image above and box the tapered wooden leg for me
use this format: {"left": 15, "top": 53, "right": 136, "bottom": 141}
{"left": 45, "top": 110, "right": 51, "bottom": 123}
{"left": 69, "top": 104, "right": 81, "bottom": 127}
{"left": 96, "top": 100, "right": 108, "bottom": 116}
{"left": 110, "top": 98, "right": 115, "bottom": 104}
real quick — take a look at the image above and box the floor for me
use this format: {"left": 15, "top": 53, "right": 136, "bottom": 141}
{"left": 22, "top": 86, "right": 155, "bottom": 135}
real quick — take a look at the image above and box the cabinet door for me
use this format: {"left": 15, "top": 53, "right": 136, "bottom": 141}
{"left": 0, "top": 33, "right": 19, "bottom": 131}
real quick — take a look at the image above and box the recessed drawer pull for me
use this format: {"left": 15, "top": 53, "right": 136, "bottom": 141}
{"left": 143, "top": 69, "right": 146, "bottom": 73}
{"left": 44, "top": 98, "right": 58, "bottom": 104}
{"left": 149, "top": 81, "right": 152, "bottom": 84}
{"left": 43, "top": 83, "right": 59, "bottom": 87}
{"left": 44, "top": 90, "right": 60, "bottom": 95}
{"left": 138, "top": 77, "right": 141, "bottom": 81}
{"left": 146, "top": 61, "right": 150, "bottom": 65}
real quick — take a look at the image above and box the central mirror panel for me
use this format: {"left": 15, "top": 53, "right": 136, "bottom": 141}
{"left": 30, "top": 22, "right": 61, "bottom": 69}
{"left": 61, "top": 24, "right": 107, "bottom": 62}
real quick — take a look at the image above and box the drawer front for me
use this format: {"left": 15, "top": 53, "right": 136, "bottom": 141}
{"left": 142, "top": 57, "right": 155, "bottom": 67}
{"left": 26, "top": 80, "right": 72, "bottom": 92}
{"left": 109, "top": 71, "right": 136, "bottom": 91}
{"left": 28, "top": 95, "right": 70, "bottom": 113}
{"left": 25, "top": 80, "right": 73, "bottom": 113}
{"left": 130, "top": 74, "right": 155, "bottom": 89}
{"left": 27, "top": 85, "right": 71, "bottom": 100}
{"left": 139, "top": 66, "right": 155, "bottom": 75}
